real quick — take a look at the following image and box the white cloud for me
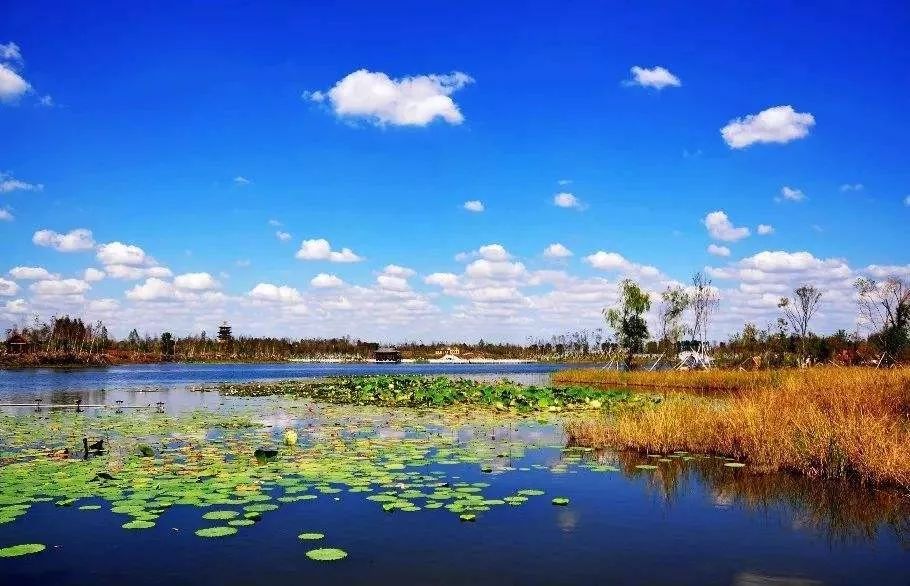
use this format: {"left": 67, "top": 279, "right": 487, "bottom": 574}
{"left": 83, "top": 268, "right": 106, "bottom": 282}
{"left": 703, "top": 211, "right": 750, "bottom": 242}
{"left": 904, "top": 195, "right": 910, "bottom": 207}
{"left": 0, "top": 42, "right": 22, "bottom": 62}
{"left": 0, "top": 207, "right": 12, "bottom": 221}
{"left": 582, "top": 251, "right": 661, "bottom": 279}
{"left": 463, "top": 200, "right": 484, "bottom": 212}
{"left": 840, "top": 183, "right": 864, "bottom": 192}
{"left": 248, "top": 283, "right": 303, "bottom": 304}
{"left": 104, "top": 264, "right": 172, "bottom": 280}
{"left": 777, "top": 186, "right": 805, "bottom": 202}
{"left": 553, "top": 192, "right": 583, "bottom": 209}
{"left": 233, "top": 176, "right": 251, "bottom": 185}
{"left": 174, "top": 272, "right": 219, "bottom": 291}
{"left": 32, "top": 228, "right": 95, "bottom": 252}
{"left": 382, "top": 264, "right": 415, "bottom": 278}
{"left": 1, "top": 172, "right": 43, "bottom": 193}
{"left": 721, "top": 105, "right": 815, "bottom": 149}
{"left": 425, "top": 272, "right": 459, "bottom": 288}
{"left": 125, "top": 278, "right": 175, "bottom": 301}
{"left": 96, "top": 242, "right": 149, "bottom": 266}
{"left": 0, "top": 278, "right": 18, "bottom": 296}
{"left": 625, "top": 65, "right": 681, "bottom": 90}
{"left": 87, "top": 298, "right": 119, "bottom": 312}
{"left": 477, "top": 244, "right": 510, "bottom": 261}
{"left": 707, "top": 244, "right": 731, "bottom": 257}
{"left": 543, "top": 243, "right": 573, "bottom": 259}
{"left": 30, "top": 278, "right": 90, "bottom": 297}
{"left": 465, "top": 258, "right": 527, "bottom": 280}
{"left": 0, "top": 62, "right": 29, "bottom": 103}
{"left": 295, "top": 238, "right": 363, "bottom": 263}
{"left": 276, "top": 230, "right": 292, "bottom": 242}
{"left": 311, "top": 273, "right": 344, "bottom": 288}
{"left": 9, "top": 266, "right": 57, "bottom": 280}
{"left": 4, "top": 298, "right": 28, "bottom": 314}
{"left": 306, "top": 69, "right": 473, "bottom": 127}
{"left": 757, "top": 224, "right": 775, "bottom": 235}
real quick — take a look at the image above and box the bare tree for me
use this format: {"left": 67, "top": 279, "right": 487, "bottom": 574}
{"left": 854, "top": 276, "right": 910, "bottom": 360}
{"left": 778, "top": 284, "right": 823, "bottom": 363}
{"left": 657, "top": 285, "right": 689, "bottom": 358}
{"left": 690, "top": 272, "right": 719, "bottom": 363}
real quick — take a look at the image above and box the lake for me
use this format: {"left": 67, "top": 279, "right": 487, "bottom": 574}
{"left": 0, "top": 364, "right": 907, "bottom": 585}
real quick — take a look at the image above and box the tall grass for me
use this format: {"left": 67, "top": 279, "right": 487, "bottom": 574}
{"left": 566, "top": 367, "right": 910, "bottom": 489}
{"left": 553, "top": 367, "right": 784, "bottom": 391}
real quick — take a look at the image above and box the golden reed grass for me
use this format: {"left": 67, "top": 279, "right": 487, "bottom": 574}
{"left": 565, "top": 367, "right": 910, "bottom": 489}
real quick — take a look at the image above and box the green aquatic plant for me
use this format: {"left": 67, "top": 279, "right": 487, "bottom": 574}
{"left": 0, "top": 543, "right": 46, "bottom": 557}
{"left": 202, "top": 510, "right": 239, "bottom": 520}
{"left": 298, "top": 532, "right": 324, "bottom": 540}
{"left": 551, "top": 497, "right": 570, "bottom": 506}
{"left": 195, "top": 526, "right": 238, "bottom": 538}
{"left": 306, "top": 547, "right": 348, "bottom": 561}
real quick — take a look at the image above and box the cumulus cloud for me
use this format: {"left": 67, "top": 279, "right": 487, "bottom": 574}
{"left": 0, "top": 172, "right": 43, "bottom": 193}
{"left": 583, "top": 251, "right": 660, "bottom": 279}
{"left": 248, "top": 283, "right": 303, "bottom": 304}
{"left": 295, "top": 238, "right": 363, "bottom": 263}
{"left": 0, "top": 42, "right": 22, "bottom": 62}
{"left": 777, "top": 186, "right": 805, "bottom": 202}
{"left": 174, "top": 272, "right": 219, "bottom": 291}
{"left": 543, "top": 243, "right": 573, "bottom": 259}
{"left": 305, "top": 69, "right": 473, "bottom": 127}
{"left": 840, "top": 183, "right": 864, "bottom": 192}
{"left": 233, "top": 176, "right": 251, "bottom": 185}
{"left": 553, "top": 192, "right": 583, "bottom": 209}
{"left": 381, "top": 265, "right": 415, "bottom": 278}
{"left": 625, "top": 65, "right": 681, "bottom": 89}
{"left": 0, "top": 207, "right": 12, "bottom": 221}
{"left": 703, "top": 211, "right": 750, "bottom": 242}
{"left": 105, "top": 264, "right": 172, "bottom": 280}
{"left": 311, "top": 273, "right": 344, "bottom": 288}
{"left": 32, "top": 228, "right": 95, "bottom": 252}
{"left": 125, "top": 278, "right": 175, "bottom": 301}
{"left": 9, "top": 266, "right": 57, "bottom": 280}
{"left": 463, "top": 200, "right": 484, "bottom": 212}
{"left": 707, "top": 244, "right": 731, "bottom": 257}
{"left": 721, "top": 105, "right": 815, "bottom": 149}
{"left": 3, "top": 298, "right": 28, "bottom": 314}
{"left": 96, "top": 241, "right": 149, "bottom": 265}
{"left": 83, "top": 268, "right": 106, "bottom": 282}
{"left": 0, "top": 62, "right": 29, "bottom": 103}
{"left": 0, "top": 278, "right": 18, "bottom": 296}
{"left": 30, "top": 278, "right": 90, "bottom": 297}
{"left": 276, "top": 231, "right": 292, "bottom": 242}
{"left": 425, "top": 272, "right": 459, "bottom": 288}
{"left": 757, "top": 224, "right": 775, "bottom": 235}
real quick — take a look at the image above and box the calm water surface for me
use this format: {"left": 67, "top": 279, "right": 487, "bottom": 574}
{"left": 0, "top": 364, "right": 907, "bottom": 585}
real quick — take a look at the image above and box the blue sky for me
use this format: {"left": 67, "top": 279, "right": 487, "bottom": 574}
{"left": 1, "top": 1, "right": 909, "bottom": 341}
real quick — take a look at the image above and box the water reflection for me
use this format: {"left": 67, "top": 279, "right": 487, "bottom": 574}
{"left": 573, "top": 447, "right": 910, "bottom": 547}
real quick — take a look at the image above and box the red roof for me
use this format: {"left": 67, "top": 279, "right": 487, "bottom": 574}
{"left": 5, "top": 333, "right": 28, "bottom": 344}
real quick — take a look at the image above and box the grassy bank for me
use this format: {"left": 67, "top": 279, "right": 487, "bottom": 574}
{"left": 554, "top": 367, "right": 786, "bottom": 391}
{"left": 566, "top": 367, "right": 910, "bottom": 489}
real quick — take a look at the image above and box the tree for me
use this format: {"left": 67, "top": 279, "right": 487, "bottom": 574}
{"left": 127, "top": 328, "right": 141, "bottom": 350}
{"left": 160, "top": 332, "right": 176, "bottom": 358}
{"left": 690, "top": 272, "right": 719, "bottom": 361}
{"left": 657, "top": 285, "right": 689, "bottom": 357}
{"left": 778, "top": 284, "right": 823, "bottom": 362}
{"left": 604, "top": 279, "right": 651, "bottom": 369}
{"left": 854, "top": 277, "right": 910, "bottom": 360}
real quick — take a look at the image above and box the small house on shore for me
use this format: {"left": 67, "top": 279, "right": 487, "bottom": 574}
{"left": 4, "top": 333, "right": 29, "bottom": 354}
{"left": 374, "top": 347, "right": 402, "bottom": 363}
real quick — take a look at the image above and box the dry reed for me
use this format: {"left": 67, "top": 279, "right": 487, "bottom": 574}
{"left": 566, "top": 367, "right": 910, "bottom": 489}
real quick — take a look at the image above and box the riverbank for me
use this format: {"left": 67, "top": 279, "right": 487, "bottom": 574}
{"left": 566, "top": 367, "right": 910, "bottom": 490}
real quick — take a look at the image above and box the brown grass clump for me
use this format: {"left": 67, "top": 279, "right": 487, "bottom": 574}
{"left": 566, "top": 367, "right": 910, "bottom": 489}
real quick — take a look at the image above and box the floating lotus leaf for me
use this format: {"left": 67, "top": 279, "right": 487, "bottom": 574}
{"left": 202, "top": 510, "right": 239, "bottom": 520}
{"left": 0, "top": 543, "right": 46, "bottom": 557}
{"left": 551, "top": 497, "right": 569, "bottom": 506}
{"left": 306, "top": 547, "right": 347, "bottom": 561}
{"left": 195, "top": 526, "right": 238, "bottom": 538}
{"left": 298, "top": 532, "right": 325, "bottom": 540}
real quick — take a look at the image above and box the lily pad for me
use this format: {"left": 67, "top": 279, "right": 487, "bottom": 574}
{"left": 195, "top": 526, "right": 238, "bottom": 538}
{"left": 551, "top": 497, "right": 570, "bottom": 506}
{"left": 202, "top": 510, "right": 239, "bottom": 520}
{"left": 298, "top": 532, "right": 325, "bottom": 540}
{"left": 306, "top": 547, "right": 348, "bottom": 561}
{"left": 0, "top": 543, "right": 46, "bottom": 557}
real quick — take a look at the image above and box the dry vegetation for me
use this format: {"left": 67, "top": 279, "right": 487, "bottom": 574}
{"left": 565, "top": 367, "right": 910, "bottom": 489}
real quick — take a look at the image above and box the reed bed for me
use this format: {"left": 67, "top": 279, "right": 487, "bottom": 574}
{"left": 566, "top": 367, "right": 910, "bottom": 489}
{"left": 553, "top": 367, "right": 785, "bottom": 391}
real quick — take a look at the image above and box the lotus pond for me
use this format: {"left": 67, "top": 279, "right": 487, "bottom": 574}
{"left": 1, "top": 374, "right": 908, "bottom": 585}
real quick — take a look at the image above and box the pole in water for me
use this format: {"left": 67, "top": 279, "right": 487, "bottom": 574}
{"left": 76, "top": 398, "right": 83, "bottom": 413}
{"left": 115, "top": 399, "right": 123, "bottom": 414}
{"left": 155, "top": 401, "right": 165, "bottom": 413}
{"left": 34, "top": 397, "right": 42, "bottom": 413}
